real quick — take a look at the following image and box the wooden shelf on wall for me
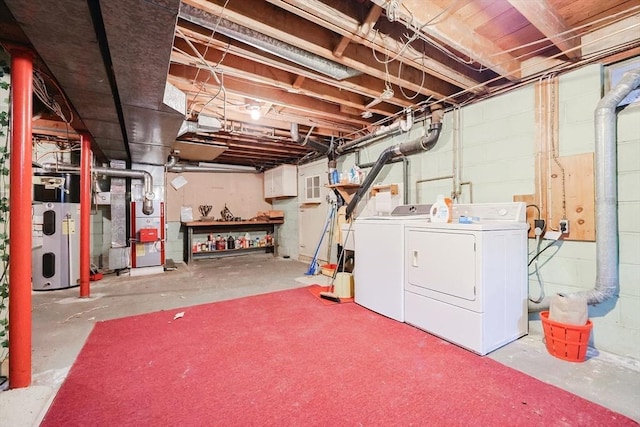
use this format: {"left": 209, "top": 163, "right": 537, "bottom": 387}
{"left": 371, "top": 184, "right": 398, "bottom": 197}
{"left": 326, "top": 183, "right": 360, "bottom": 204}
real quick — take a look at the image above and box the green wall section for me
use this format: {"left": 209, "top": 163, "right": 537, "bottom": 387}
{"left": 341, "top": 64, "right": 640, "bottom": 359}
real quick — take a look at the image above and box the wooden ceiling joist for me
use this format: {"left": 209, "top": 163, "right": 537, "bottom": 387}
{"left": 507, "top": 0, "right": 582, "bottom": 60}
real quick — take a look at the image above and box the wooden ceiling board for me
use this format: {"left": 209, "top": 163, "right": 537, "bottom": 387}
{"left": 553, "top": 0, "right": 640, "bottom": 27}
{"left": 476, "top": 8, "right": 532, "bottom": 42}
{"left": 495, "top": 25, "right": 560, "bottom": 61}
{"left": 7, "top": 0, "right": 638, "bottom": 168}
{"left": 455, "top": 0, "right": 513, "bottom": 29}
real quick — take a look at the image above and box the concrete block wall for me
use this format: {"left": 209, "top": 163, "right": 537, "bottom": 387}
{"left": 165, "top": 221, "right": 184, "bottom": 263}
{"left": 90, "top": 207, "right": 108, "bottom": 268}
{"left": 272, "top": 197, "right": 299, "bottom": 259}
{"left": 345, "top": 63, "right": 640, "bottom": 359}
{"left": 609, "top": 101, "right": 640, "bottom": 356}
{"left": 457, "top": 86, "right": 536, "bottom": 203}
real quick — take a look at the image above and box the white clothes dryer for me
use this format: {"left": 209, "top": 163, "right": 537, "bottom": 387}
{"left": 404, "top": 202, "right": 529, "bottom": 355}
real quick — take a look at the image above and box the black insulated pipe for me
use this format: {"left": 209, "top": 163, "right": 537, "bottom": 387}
{"left": 345, "top": 109, "right": 444, "bottom": 219}
{"left": 291, "top": 123, "right": 331, "bottom": 155}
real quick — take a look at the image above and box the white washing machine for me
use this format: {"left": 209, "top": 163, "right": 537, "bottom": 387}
{"left": 404, "top": 202, "right": 528, "bottom": 355}
{"left": 353, "top": 205, "right": 431, "bottom": 322}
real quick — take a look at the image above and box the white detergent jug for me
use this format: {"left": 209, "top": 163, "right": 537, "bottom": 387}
{"left": 430, "top": 195, "right": 452, "bottom": 223}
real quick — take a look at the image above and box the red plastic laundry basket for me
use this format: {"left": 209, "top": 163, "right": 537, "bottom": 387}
{"left": 540, "top": 311, "right": 592, "bottom": 362}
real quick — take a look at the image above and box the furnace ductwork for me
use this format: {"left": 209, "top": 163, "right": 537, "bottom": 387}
{"left": 43, "top": 163, "right": 156, "bottom": 215}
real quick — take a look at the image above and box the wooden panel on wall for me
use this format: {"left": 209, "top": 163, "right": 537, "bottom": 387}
{"left": 516, "top": 153, "right": 596, "bottom": 241}
{"left": 520, "top": 78, "right": 595, "bottom": 241}
{"left": 549, "top": 153, "right": 595, "bottom": 241}
{"left": 165, "top": 171, "right": 272, "bottom": 222}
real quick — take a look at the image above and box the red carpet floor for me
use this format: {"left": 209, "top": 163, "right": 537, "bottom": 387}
{"left": 41, "top": 286, "right": 636, "bottom": 426}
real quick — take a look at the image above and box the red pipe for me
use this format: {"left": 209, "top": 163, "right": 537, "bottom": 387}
{"left": 8, "top": 47, "right": 34, "bottom": 389}
{"left": 79, "top": 134, "right": 91, "bottom": 297}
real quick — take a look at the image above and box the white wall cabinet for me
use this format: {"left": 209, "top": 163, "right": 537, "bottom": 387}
{"left": 264, "top": 164, "right": 297, "bottom": 199}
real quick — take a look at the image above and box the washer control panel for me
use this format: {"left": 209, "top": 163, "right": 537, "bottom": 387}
{"left": 452, "top": 202, "right": 526, "bottom": 223}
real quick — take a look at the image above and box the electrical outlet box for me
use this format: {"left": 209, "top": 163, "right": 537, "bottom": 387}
{"left": 559, "top": 219, "right": 569, "bottom": 235}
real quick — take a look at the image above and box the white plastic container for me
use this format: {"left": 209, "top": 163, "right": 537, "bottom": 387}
{"left": 430, "top": 195, "right": 452, "bottom": 223}
{"left": 334, "top": 272, "right": 354, "bottom": 298}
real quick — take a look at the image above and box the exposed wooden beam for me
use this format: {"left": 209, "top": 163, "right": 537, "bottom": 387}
{"left": 171, "top": 37, "right": 403, "bottom": 116}
{"left": 267, "top": 0, "right": 483, "bottom": 91}
{"left": 176, "top": 22, "right": 415, "bottom": 110}
{"left": 292, "top": 75, "right": 306, "bottom": 89}
{"left": 333, "top": 35, "right": 351, "bottom": 59}
{"left": 169, "top": 64, "right": 370, "bottom": 127}
{"left": 369, "top": 0, "right": 522, "bottom": 80}
{"left": 182, "top": 0, "right": 459, "bottom": 99}
{"left": 333, "top": 4, "right": 382, "bottom": 58}
{"left": 507, "top": 0, "right": 581, "bottom": 60}
{"left": 32, "top": 119, "right": 80, "bottom": 139}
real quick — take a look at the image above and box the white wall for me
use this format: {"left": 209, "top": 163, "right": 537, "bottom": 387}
{"left": 165, "top": 171, "right": 272, "bottom": 262}
{"left": 297, "top": 159, "right": 332, "bottom": 264}
{"left": 341, "top": 63, "right": 640, "bottom": 359}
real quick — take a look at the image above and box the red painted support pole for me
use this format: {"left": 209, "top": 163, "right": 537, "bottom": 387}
{"left": 79, "top": 134, "right": 91, "bottom": 298}
{"left": 8, "top": 47, "right": 33, "bottom": 389}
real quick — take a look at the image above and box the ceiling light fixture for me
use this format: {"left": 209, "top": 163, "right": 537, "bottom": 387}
{"left": 247, "top": 104, "right": 261, "bottom": 120}
{"left": 365, "top": 85, "right": 395, "bottom": 109}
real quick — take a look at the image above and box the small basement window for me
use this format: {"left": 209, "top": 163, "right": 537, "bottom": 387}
{"left": 305, "top": 174, "right": 321, "bottom": 203}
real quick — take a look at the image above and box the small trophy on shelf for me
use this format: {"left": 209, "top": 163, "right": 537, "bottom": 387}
{"left": 198, "top": 204, "right": 212, "bottom": 220}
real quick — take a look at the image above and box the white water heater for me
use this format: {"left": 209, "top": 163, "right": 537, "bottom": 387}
{"left": 32, "top": 173, "right": 81, "bottom": 290}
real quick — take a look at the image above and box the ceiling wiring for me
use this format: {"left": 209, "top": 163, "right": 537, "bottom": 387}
{"left": 334, "top": 16, "right": 640, "bottom": 145}
{"left": 397, "top": 58, "right": 426, "bottom": 100}
{"left": 33, "top": 69, "right": 73, "bottom": 123}
{"left": 189, "top": 0, "right": 230, "bottom": 97}
{"left": 386, "top": 3, "right": 640, "bottom": 73}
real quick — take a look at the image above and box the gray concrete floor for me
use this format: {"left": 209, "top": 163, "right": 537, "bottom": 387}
{"left": 1, "top": 253, "right": 639, "bottom": 426}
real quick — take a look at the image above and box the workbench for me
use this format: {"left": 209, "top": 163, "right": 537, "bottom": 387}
{"left": 182, "top": 219, "right": 284, "bottom": 263}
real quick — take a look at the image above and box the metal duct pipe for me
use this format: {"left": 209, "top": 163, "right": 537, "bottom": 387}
{"left": 337, "top": 121, "right": 402, "bottom": 155}
{"left": 344, "top": 108, "right": 444, "bottom": 219}
{"left": 167, "top": 164, "right": 258, "bottom": 174}
{"left": 574, "top": 70, "right": 640, "bottom": 304}
{"left": 291, "top": 123, "right": 331, "bottom": 154}
{"left": 165, "top": 155, "right": 178, "bottom": 169}
{"left": 179, "top": 3, "right": 360, "bottom": 81}
{"left": 529, "top": 69, "right": 640, "bottom": 311}
{"left": 43, "top": 163, "right": 156, "bottom": 215}
{"left": 337, "top": 109, "right": 414, "bottom": 155}
{"left": 176, "top": 120, "right": 198, "bottom": 138}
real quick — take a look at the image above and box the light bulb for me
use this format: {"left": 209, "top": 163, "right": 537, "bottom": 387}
{"left": 250, "top": 108, "right": 261, "bottom": 120}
